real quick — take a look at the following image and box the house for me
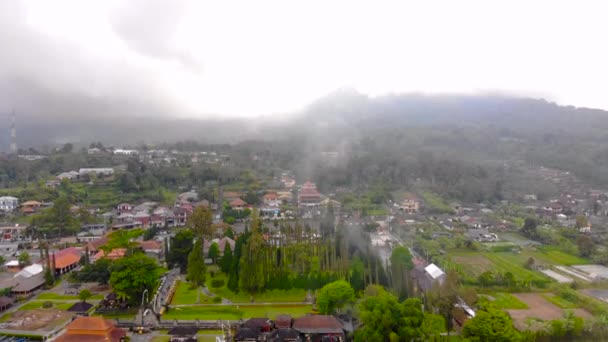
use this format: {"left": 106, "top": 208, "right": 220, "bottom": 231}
{"left": 0, "top": 223, "right": 27, "bottom": 242}
{"left": 168, "top": 326, "right": 199, "bottom": 342}
{"left": 203, "top": 237, "right": 235, "bottom": 256}
{"left": 78, "top": 168, "right": 114, "bottom": 177}
{"left": 281, "top": 175, "right": 296, "bottom": 189}
{"left": 298, "top": 182, "right": 322, "bottom": 207}
{"left": 0, "top": 196, "right": 18, "bottom": 212}
{"left": 116, "top": 203, "right": 134, "bottom": 212}
{"left": 0, "top": 296, "right": 15, "bottom": 312}
{"left": 139, "top": 240, "right": 162, "bottom": 259}
{"left": 292, "top": 315, "right": 345, "bottom": 342}
{"left": 14, "top": 263, "right": 44, "bottom": 278}
{"left": 411, "top": 263, "right": 446, "bottom": 295}
{"left": 230, "top": 198, "right": 248, "bottom": 211}
{"left": 4, "top": 260, "right": 21, "bottom": 272}
{"left": 46, "top": 179, "right": 61, "bottom": 188}
{"left": 268, "top": 329, "right": 301, "bottom": 342}
{"left": 94, "top": 248, "right": 127, "bottom": 261}
{"left": 223, "top": 191, "right": 242, "bottom": 201}
{"left": 87, "top": 147, "right": 102, "bottom": 154}
{"left": 234, "top": 328, "right": 260, "bottom": 342}
{"left": 11, "top": 272, "right": 45, "bottom": 295}
{"left": 397, "top": 196, "right": 420, "bottom": 214}
{"left": 86, "top": 237, "right": 109, "bottom": 255}
{"left": 113, "top": 149, "right": 139, "bottom": 156}
{"left": 57, "top": 171, "right": 79, "bottom": 181}
{"left": 54, "top": 316, "right": 126, "bottom": 342}
{"left": 53, "top": 251, "right": 81, "bottom": 275}
{"left": 174, "top": 206, "right": 192, "bottom": 226}
{"left": 20, "top": 200, "right": 41, "bottom": 214}
{"left": 177, "top": 191, "right": 198, "bottom": 203}
{"left": 466, "top": 229, "right": 499, "bottom": 242}
{"left": 263, "top": 193, "right": 281, "bottom": 207}
{"left": 242, "top": 318, "right": 273, "bottom": 332}
{"left": 275, "top": 315, "right": 293, "bottom": 329}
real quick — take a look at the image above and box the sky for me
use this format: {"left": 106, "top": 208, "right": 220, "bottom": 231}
{"left": 1, "top": 0, "right": 607, "bottom": 118}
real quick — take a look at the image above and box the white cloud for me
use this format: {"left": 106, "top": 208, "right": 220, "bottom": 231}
{"left": 5, "top": 0, "right": 608, "bottom": 117}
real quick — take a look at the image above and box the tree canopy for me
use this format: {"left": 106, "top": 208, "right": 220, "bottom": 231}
{"left": 462, "top": 298, "right": 521, "bottom": 341}
{"left": 317, "top": 280, "right": 355, "bottom": 315}
{"left": 355, "top": 286, "right": 425, "bottom": 342}
{"left": 109, "top": 253, "right": 163, "bottom": 304}
{"left": 187, "top": 239, "right": 207, "bottom": 304}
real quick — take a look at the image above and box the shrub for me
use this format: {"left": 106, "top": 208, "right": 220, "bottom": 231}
{"left": 42, "top": 301, "right": 53, "bottom": 308}
{"left": 211, "top": 279, "right": 225, "bottom": 288}
{"left": 212, "top": 296, "right": 222, "bottom": 303}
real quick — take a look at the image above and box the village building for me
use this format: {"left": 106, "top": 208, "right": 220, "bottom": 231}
{"left": 292, "top": 315, "right": 345, "bottom": 342}
{"left": 0, "top": 224, "right": 26, "bottom": 242}
{"left": 203, "top": 237, "right": 236, "bottom": 256}
{"left": 0, "top": 296, "right": 15, "bottom": 312}
{"left": 56, "top": 170, "right": 79, "bottom": 181}
{"left": 78, "top": 168, "right": 114, "bottom": 177}
{"left": 0, "top": 196, "right": 18, "bottom": 213}
{"left": 230, "top": 198, "right": 248, "bottom": 211}
{"left": 20, "top": 200, "right": 41, "bottom": 215}
{"left": 411, "top": 263, "right": 447, "bottom": 295}
{"left": 94, "top": 248, "right": 127, "bottom": 261}
{"left": 54, "top": 316, "right": 126, "bottom": 342}
{"left": 53, "top": 249, "right": 81, "bottom": 275}
{"left": 298, "top": 182, "right": 322, "bottom": 207}
{"left": 4, "top": 260, "right": 21, "bottom": 272}
{"left": 10, "top": 272, "right": 46, "bottom": 295}
{"left": 14, "top": 263, "right": 43, "bottom": 279}
{"left": 116, "top": 203, "right": 134, "bottom": 212}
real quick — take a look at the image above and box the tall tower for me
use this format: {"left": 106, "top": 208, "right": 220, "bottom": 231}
{"left": 10, "top": 110, "right": 17, "bottom": 154}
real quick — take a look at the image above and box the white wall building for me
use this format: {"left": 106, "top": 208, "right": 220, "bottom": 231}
{"left": 79, "top": 168, "right": 114, "bottom": 177}
{"left": 0, "top": 196, "right": 18, "bottom": 212}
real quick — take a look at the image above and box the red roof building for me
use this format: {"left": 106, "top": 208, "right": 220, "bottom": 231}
{"left": 230, "top": 198, "right": 248, "bottom": 210}
{"left": 55, "top": 316, "right": 126, "bottom": 342}
{"left": 298, "top": 182, "right": 321, "bottom": 207}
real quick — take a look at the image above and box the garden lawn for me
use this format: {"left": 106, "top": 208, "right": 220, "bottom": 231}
{"left": 37, "top": 293, "right": 104, "bottom": 300}
{"left": 19, "top": 301, "right": 73, "bottom": 311}
{"left": 163, "top": 304, "right": 312, "bottom": 320}
{"left": 491, "top": 293, "right": 528, "bottom": 309}
{"left": 172, "top": 273, "right": 308, "bottom": 305}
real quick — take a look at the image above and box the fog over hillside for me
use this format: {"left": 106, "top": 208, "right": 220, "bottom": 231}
{"left": 2, "top": 89, "right": 608, "bottom": 150}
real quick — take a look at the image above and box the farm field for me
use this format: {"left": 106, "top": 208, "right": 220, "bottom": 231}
{"left": 506, "top": 293, "right": 592, "bottom": 331}
{"left": 446, "top": 246, "right": 588, "bottom": 284}
{"left": 163, "top": 304, "right": 313, "bottom": 320}
{"left": 448, "top": 250, "right": 548, "bottom": 284}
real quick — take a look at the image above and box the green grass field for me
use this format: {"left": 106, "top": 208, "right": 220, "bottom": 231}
{"left": 19, "top": 301, "right": 74, "bottom": 311}
{"left": 37, "top": 293, "right": 104, "bottom": 300}
{"left": 491, "top": 293, "right": 529, "bottom": 309}
{"left": 163, "top": 304, "right": 313, "bottom": 320}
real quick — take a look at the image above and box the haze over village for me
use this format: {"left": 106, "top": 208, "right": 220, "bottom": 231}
{"left": 2, "top": 1, "right": 608, "bottom": 341}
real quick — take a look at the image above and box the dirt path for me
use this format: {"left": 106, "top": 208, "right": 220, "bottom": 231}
{"left": 506, "top": 293, "right": 592, "bottom": 330}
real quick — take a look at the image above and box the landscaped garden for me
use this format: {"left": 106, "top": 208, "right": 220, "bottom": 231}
{"left": 163, "top": 304, "right": 313, "bottom": 320}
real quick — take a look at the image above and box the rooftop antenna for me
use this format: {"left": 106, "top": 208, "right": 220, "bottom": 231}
{"left": 10, "top": 110, "right": 17, "bottom": 154}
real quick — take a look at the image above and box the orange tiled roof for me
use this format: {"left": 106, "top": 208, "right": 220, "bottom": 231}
{"left": 139, "top": 240, "right": 161, "bottom": 250}
{"left": 54, "top": 253, "right": 81, "bottom": 269}
{"left": 94, "top": 248, "right": 126, "bottom": 260}
{"left": 55, "top": 316, "right": 126, "bottom": 342}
